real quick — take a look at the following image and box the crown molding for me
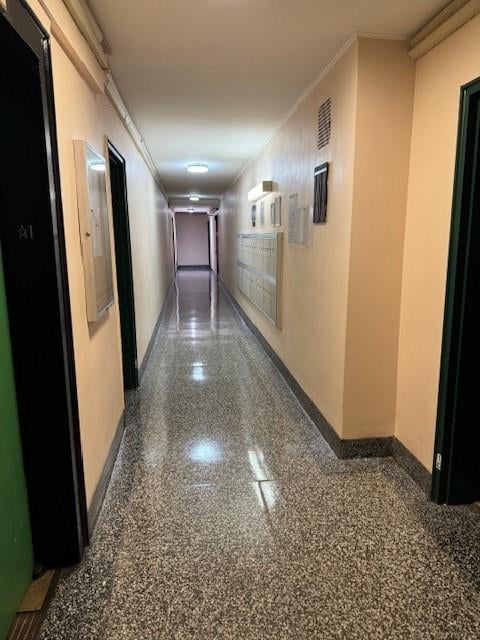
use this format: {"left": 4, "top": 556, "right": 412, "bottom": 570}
{"left": 229, "top": 33, "right": 358, "bottom": 190}
{"left": 62, "top": 0, "right": 108, "bottom": 69}
{"left": 105, "top": 74, "right": 169, "bottom": 198}
{"left": 409, "top": 0, "right": 480, "bottom": 60}
{"left": 357, "top": 31, "right": 409, "bottom": 41}
{"left": 53, "top": 0, "right": 167, "bottom": 197}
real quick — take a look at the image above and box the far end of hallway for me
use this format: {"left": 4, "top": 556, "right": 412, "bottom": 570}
{"left": 39, "top": 271, "right": 480, "bottom": 639}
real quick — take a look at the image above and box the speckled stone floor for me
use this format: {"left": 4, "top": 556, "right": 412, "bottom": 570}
{"left": 39, "top": 270, "right": 480, "bottom": 639}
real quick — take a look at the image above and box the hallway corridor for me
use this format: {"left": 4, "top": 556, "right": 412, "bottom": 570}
{"left": 39, "top": 271, "right": 480, "bottom": 639}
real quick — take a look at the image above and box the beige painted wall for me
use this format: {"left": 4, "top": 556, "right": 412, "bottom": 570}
{"left": 395, "top": 15, "right": 480, "bottom": 470}
{"left": 343, "top": 39, "right": 414, "bottom": 438}
{"left": 220, "top": 37, "right": 415, "bottom": 441}
{"left": 220, "top": 41, "right": 359, "bottom": 433}
{"left": 21, "top": 0, "right": 173, "bottom": 505}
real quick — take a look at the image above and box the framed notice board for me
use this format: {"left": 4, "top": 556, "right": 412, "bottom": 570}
{"left": 74, "top": 140, "right": 115, "bottom": 322}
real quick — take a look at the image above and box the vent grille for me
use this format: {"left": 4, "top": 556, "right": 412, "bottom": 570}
{"left": 317, "top": 98, "right": 332, "bottom": 150}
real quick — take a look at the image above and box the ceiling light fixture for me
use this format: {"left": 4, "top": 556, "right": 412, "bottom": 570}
{"left": 187, "top": 208, "right": 195, "bottom": 213}
{"left": 187, "top": 163, "right": 208, "bottom": 174}
{"left": 189, "top": 195, "right": 200, "bottom": 202}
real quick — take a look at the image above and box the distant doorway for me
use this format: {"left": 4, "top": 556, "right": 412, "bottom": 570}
{"left": 176, "top": 212, "right": 210, "bottom": 269}
{"left": 433, "top": 76, "right": 480, "bottom": 505}
{"left": 108, "top": 142, "right": 139, "bottom": 390}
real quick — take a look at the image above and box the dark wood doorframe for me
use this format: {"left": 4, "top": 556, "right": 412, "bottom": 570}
{"left": 432, "top": 76, "right": 480, "bottom": 505}
{"left": 0, "top": 0, "right": 88, "bottom": 566}
{"left": 108, "top": 141, "right": 139, "bottom": 390}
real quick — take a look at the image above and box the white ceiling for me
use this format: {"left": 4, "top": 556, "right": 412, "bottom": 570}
{"left": 89, "top": 0, "right": 449, "bottom": 205}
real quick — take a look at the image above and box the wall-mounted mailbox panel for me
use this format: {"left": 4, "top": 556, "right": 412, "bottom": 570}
{"left": 236, "top": 232, "right": 283, "bottom": 327}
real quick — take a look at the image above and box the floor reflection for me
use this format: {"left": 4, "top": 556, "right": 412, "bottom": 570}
{"left": 38, "top": 268, "right": 480, "bottom": 640}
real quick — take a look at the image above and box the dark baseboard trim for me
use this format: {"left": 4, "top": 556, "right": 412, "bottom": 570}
{"left": 177, "top": 265, "right": 211, "bottom": 270}
{"left": 392, "top": 438, "right": 432, "bottom": 494}
{"left": 138, "top": 280, "right": 174, "bottom": 382}
{"left": 219, "top": 279, "right": 431, "bottom": 493}
{"left": 88, "top": 411, "right": 125, "bottom": 537}
{"left": 88, "top": 280, "right": 175, "bottom": 532}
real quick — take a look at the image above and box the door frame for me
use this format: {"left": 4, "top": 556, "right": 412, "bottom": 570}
{"left": 432, "top": 76, "right": 480, "bottom": 504}
{"left": 208, "top": 218, "right": 212, "bottom": 269}
{"left": 0, "top": 0, "right": 88, "bottom": 563}
{"left": 107, "top": 140, "right": 139, "bottom": 389}
{"left": 215, "top": 214, "right": 220, "bottom": 276}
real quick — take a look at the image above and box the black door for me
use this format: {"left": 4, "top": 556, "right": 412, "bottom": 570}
{"left": 0, "top": 1, "right": 88, "bottom": 565}
{"left": 432, "top": 77, "right": 480, "bottom": 505}
{"left": 108, "top": 142, "right": 139, "bottom": 389}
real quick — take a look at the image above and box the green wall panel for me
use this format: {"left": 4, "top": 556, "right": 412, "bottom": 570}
{"left": 0, "top": 248, "right": 33, "bottom": 638}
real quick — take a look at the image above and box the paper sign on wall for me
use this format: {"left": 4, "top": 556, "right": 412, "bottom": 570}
{"left": 288, "top": 194, "right": 312, "bottom": 246}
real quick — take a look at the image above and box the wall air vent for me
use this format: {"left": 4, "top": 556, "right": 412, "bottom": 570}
{"left": 317, "top": 98, "right": 332, "bottom": 150}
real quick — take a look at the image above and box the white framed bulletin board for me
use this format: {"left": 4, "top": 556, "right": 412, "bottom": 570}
{"left": 74, "top": 140, "right": 115, "bottom": 322}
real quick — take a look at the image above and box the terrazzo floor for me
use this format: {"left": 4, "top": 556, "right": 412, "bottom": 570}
{"left": 39, "top": 270, "right": 480, "bottom": 639}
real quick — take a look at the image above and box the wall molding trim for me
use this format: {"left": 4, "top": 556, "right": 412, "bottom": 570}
{"left": 87, "top": 411, "right": 125, "bottom": 536}
{"left": 219, "top": 279, "right": 432, "bottom": 494}
{"left": 50, "top": 17, "right": 104, "bottom": 94}
{"left": 62, "top": 0, "right": 108, "bottom": 69}
{"left": 409, "top": 0, "right": 480, "bottom": 60}
{"left": 105, "top": 74, "right": 169, "bottom": 198}
{"left": 392, "top": 438, "right": 432, "bottom": 495}
{"left": 356, "top": 31, "right": 409, "bottom": 41}
{"left": 228, "top": 30, "right": 409, "bottom": 193}
{"left": 26, "top": 0, "right": 167, "bottom": 195}
{"left": 228, "top": 32, "right": 359, "bottom": 191}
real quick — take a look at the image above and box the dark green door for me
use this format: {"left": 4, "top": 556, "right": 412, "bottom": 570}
{"left": 0, "top": 247, "right": 33, "bottom": 638}
{"left": 432, "top": 77, "right": 480, "bottom": 504}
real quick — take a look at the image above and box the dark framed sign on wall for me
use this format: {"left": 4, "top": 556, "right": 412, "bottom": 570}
{"left": 313, "top": 162, "right": 329, "bottom": 224}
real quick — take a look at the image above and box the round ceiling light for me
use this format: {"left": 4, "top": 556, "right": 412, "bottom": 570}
{"left": 189, "top": 195, "right": 200, "bottom": 202}
{"left": 187, "top": 163, "right": 208, "bottom": 174}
